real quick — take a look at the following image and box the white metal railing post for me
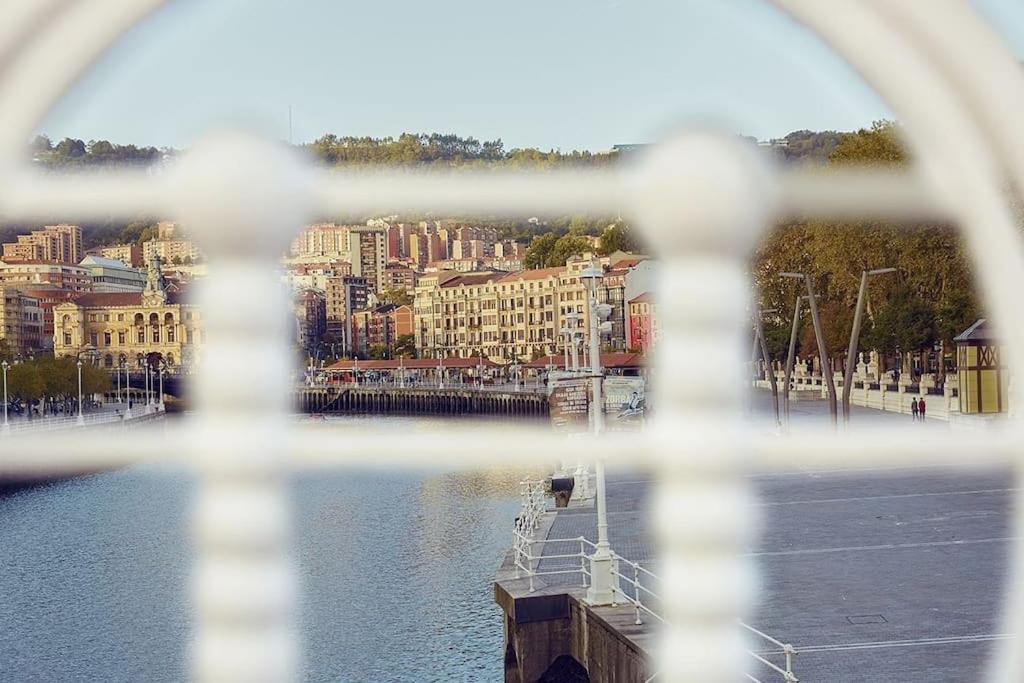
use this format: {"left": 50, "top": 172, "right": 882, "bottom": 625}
{"left": 179, "top": 133, "right": 310, "bottom": 683}
{"left": 633, "top": 133, "right": 774, "bottom": 683}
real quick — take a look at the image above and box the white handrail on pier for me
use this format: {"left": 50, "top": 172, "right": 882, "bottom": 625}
{"left": 512, "top": 480, "right": 799, "bottom": 682}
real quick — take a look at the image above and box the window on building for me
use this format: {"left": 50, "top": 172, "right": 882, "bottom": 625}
{"left": 90, "top": 333, "right": 98, "bottom": 346}
{"left": 118, "top": 331, "right": 126, "bottom": 345}
{"left": 138, "top": 329, "right": 145, "bottom": 343}
{"left": 104, "top": 332, "right": 111, "bottom": 346}
{"left": 167, "top": 327, "right": 175, "bottom": 343}
{"left": 64, "top": 333, "right": 72, "bottom": 346}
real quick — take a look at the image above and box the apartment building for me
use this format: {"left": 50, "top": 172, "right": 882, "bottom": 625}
{"left": 293, "top": 289, "right": 326, "bottom": 353}
{"left": 96, "top": 243, "right": 143, "bottom": 267}
{"left": 351, "top": 303, "right": 413, "bottom": 358}
{"left": 347, "top": 227, "right": 386, "bottom": 293}
{"left": 1, "top": 224, "right": 82, "bottom": 264}
{"left": 143, "top": 236, "right": 202, "bottom": 264}
{"left": 291, "top": 223, "right": 351, "bottom": 259}
{"left": 0, "top": 260, "right": 92, "bottom": 292}
{"left": 413, "top": 259, "right": 594, "bottom": 362}
{"left": 628, "top": 293, "right": 659, "bottom": 353}
{"left": 0, "top": 288, "right": 44, "bottom": 356}
{"left": 324, "top": 275, "right": 369, "bottom": 355}
{"left": 384, "top": 263, "right": 417, "bottom": 294}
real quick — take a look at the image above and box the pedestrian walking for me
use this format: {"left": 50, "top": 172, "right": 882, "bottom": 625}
{"left": 911, "top": 397, "right": 919, "bottom": 420}
{"left": 918, "top": 397, "right": 926, "bottom": 421}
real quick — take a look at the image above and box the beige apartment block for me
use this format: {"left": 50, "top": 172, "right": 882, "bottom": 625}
{"left": 98, "top": 243, "right": 143, "bottom": 267}
{"left": 291, "top": 223, "right": 352, "bottom": 259}
{"left": 413, "top": 259, "right": 594, "bottom": 363}
{"left": 1, "top": 224, "right": 82, "bottom": 264}
{"left": 143, "top": 238, "right": 202, "bottom": 264}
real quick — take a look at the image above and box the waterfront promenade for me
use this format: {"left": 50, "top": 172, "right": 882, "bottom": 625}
{"left": 2, "top": 401, "right": 161, "bottom": 436}
{"left": 517, "top": 391, "right": 1008, "bottom": 681}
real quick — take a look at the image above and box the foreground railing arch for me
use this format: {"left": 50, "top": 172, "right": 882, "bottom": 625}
{"left": 1, "top": 2, "right": 1024, "bottom": 682}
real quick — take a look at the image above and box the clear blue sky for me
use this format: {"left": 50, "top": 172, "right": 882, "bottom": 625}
{"left": 38, "top": 0, "right": 1024, "bottom": 152}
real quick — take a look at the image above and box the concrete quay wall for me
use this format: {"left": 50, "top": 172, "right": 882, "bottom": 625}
{"left": 495, "top": 553, "right": 651, "bottom": 683}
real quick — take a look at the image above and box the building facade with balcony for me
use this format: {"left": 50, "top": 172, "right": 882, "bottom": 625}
{"left": 0, "top": 287, "right": 44, "bottom": 357}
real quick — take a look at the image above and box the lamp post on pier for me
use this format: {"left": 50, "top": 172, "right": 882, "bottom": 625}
{"left": 2, "top": 360, "right": 10, "bottom": 435}
{"left": 580, "top": 261, "right": 617, "bottom": 604}
{"left": 753, "top": 308, "right": 781, "bottom": 426}
{"left": 123, "top": 360, "right": 132, "bottom": 418}
{"left": 781, "top": 272, "right": 837, "bottom": 425}
{"left": 158, "top": 366, "right": 165, "bottom": 411}
{"left": 843, "top": 267, "right": 896, "bottom": 422}
{"left": 76, "top": 359, "right": 85, "bottom": 426}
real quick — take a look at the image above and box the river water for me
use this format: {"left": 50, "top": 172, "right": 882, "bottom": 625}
{"left": 0, "top": 416, "right": 536, "bottom": 682}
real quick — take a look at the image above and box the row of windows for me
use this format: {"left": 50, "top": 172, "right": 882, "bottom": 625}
{"left": 73, "top": 327, "right": 202, "bottom": 347}
{"left": 85, "top": 310, "right": 199, "bottom": 323}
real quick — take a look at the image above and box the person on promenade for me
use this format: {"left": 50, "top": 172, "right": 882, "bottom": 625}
{"left": 918, "top": 397, "right": 926, "bottom": 421}
{"left": 911, "top": 396, "right": 919, "bottom": 420}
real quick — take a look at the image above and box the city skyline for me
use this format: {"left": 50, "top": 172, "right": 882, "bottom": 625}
{"left": 35, "top": 0, "right": 1024, "bottom": 152}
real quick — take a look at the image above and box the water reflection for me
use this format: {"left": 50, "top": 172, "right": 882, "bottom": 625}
{"left": 0, "top": 417, "right": 534, "bottom": 682}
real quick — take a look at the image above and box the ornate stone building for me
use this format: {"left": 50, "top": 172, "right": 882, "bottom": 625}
{"left": 53, "top": 257, "right": 203, "bottom": 372}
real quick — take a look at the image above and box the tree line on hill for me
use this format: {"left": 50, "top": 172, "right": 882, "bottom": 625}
{"left": 753, "top": 121, "right": 981, "bottom": 379}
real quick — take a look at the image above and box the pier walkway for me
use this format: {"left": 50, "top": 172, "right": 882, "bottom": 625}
{"left": 507, "top": 390, "right": 1008, "bottom": 681}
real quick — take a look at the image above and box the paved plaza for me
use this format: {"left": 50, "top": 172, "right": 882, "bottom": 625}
{"left": 537, "top": 391, "right": 1011, "bottom": 681}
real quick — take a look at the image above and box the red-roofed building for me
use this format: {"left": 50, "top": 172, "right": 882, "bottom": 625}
{"left": 628, "top": 292, "right": 659, "bottom": 353}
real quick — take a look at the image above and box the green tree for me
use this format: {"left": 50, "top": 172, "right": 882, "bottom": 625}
{"left": 0, "top": 338, "right": 12, "bottom": 363}
{"left": 525, "top": 232, "right": 559, "bottom": 269}
{"left": 368, "top": 344, "right": 389, "bottom": 360}
{"left": 82, "top": 364, "right": 112, "bottom": 396}
{"left": 546, "top": 234, "right": 591, "bottom": 267}
{"left": 598, "top": 223, "right": 640, "bottom": 255}
{"left": 380, "top": 287, "right": 413, "bottom": 307}
{"left": 393, "top": 334, "right": 417, "bottom": 358}
{"left": 7, "top": 363, "right": 44, "bottom": 404}
{"left": 137, "top": 225, "right": 159, "bottom": 244}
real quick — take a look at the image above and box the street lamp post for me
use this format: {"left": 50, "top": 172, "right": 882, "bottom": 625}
{"left": 124, "top": 361, "right": 132, "bottom": 418}
{"left": 754, "top": 308, "right": 781, "bottom": 426}
{"left": 782, "top": 295, "right": 805, "bottom": 427}
{"left": 76, "top": 360, "right": 85, "bottom": 426}
{"left": 580, "top": 262, "right": 617, "bottom": 604}
{"left": 437, "top": 357, "right": 444, "bottom": 389}
{"left": 781, "top": 272, "right": 837, "bottom": 425}
{"left": 116, "top": 363, "right": 122, "bottom": 403}
{"left": 2, "top": 360, "right": 9, "bottom": 435}
{"left": 158, "top": 367, "right": 165, "bottom": 411}
{"left": 843, "top": 267, "right": 897, "bottom": 422}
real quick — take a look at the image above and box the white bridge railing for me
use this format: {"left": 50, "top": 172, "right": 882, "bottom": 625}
{"left": 512, "top": 480, "right": 798, "bottom": 683}
{"left": 4, "top": 2, "right": 1024, "bottom": 682}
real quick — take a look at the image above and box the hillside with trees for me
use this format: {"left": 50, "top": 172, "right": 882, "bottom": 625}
{"left": 5, "top": 128, "right": 901, "bottom": 260}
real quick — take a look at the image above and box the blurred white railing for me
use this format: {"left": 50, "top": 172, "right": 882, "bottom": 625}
{"left": 1, "top": 2, "right": 1024, "bottom": 682}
